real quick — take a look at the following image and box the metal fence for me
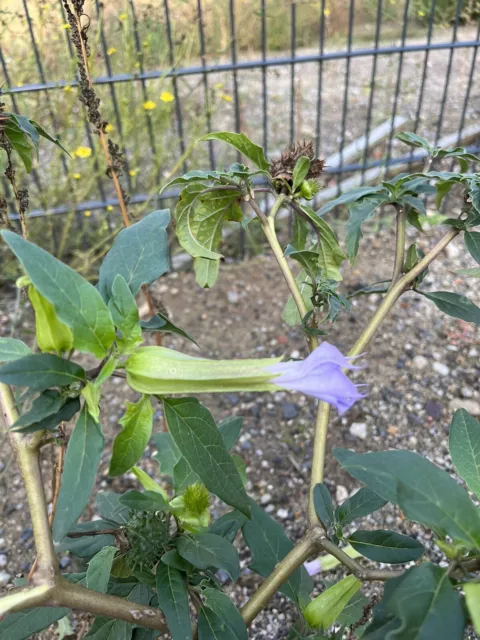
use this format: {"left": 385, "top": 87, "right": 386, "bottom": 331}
{"left": 2, "top": 0, "right": 480, "bottom": 222}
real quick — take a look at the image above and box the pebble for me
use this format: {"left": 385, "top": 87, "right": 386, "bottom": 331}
{"left": 227, "top": 291, "right": 240, "bottom": 304}
{"left": 282, "top": 403, "right": 298, "bottom": 420}
{"left": 349, "top": 422, "right": 368, "bottom": 440}
{"left": 0, "top": 554, "right": 7, "bottom": 569}
{"left": 276, "top": 508, "right": 289, "bottom": 520}
{"left": 0, "top": 571, "right": 11, "bottom": 587}
{"left": 336, "top": 485, "right": 349, "bottom": 503}
{"left": 433, "top": 362, "right": 450, "bottom": 376}
{"left": 445, "top": 243, "right": 460, "bottom": 259}
{"left": 265, "top": 504, "right": 275, "bottom": 514}
{"left": 461, "top": 386, "right": 474, "bottom": 398}
{"left": 468, "top": 348, "right": 479, "bottom": 358}
{"left": 260, "top": 493, "right": 272, "bottom": 505}
{"left": 413, "top": 355, "right": 429, "bottom": 370}
{"left": 448, "top": 398, "right": 480, "bottom": 416}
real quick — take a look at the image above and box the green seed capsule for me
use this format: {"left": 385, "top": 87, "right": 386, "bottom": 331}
{"left": 303, "top": 574, "right": 361, "bottom": 630}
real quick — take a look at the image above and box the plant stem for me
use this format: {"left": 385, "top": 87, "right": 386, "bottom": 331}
{"left": 319, "top": 538, "right": 403, "bottom": 581}
{"left": 240, "top": 531, "right": 320, "bottom": 625}
{"left": 0, "top": 585, "right": 54, "bottom": 617}
{"left": 269, "top": 193, "right": 286, "bottom": 220}
{"left": 307, "top": 402, "right": 330, "bottom": 524}
{"left": 390, "top": 205, "right": 406, "bottom": 286}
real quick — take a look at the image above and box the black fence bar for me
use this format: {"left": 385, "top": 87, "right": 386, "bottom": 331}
{"left": 261, "top": 0, "right": 268, "bottom": 152}
{"left": 197, "top": 0, "right": 215, "bottom": 169}
{"left": 338, "top": 0, "right": 356, "bottom": 187}
{"left": 315, "top": 0, "right": 327, "bottom": 157}
{"left": 7, "top": 40, "right": 480, "bottom": 96}
{"left": 289, "top": 1, "right": 296, "bottom": 146}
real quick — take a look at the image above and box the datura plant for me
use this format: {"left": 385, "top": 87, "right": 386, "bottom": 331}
{"left": 1, "top": 119, "right": 480, "bottom": 640}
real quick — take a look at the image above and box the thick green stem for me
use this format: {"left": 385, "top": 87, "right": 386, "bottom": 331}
{"left": 391, "top": 205, "right": 406, "bottom": 285}
{"left": 269, "top": 193, "right": 286, "bottom": 220}
{"left": 319, "top": 538, "right": 403, "bottom": 581}
{"left": 0, "top": 585, "right": 54, "bottom": 617}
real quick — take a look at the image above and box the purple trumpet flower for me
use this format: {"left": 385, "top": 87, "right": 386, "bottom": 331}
{"left": 266, "top": 342, "right": 365, "bottom": 415}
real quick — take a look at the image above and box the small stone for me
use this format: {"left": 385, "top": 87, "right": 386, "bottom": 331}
{"left": 336, "top": 485, "right": 349, "bottom": 503}
{"left": 409, "top": 436, "right": 418, "bottom": 446}
{"left": 227, "top": 291, "right": 240, "bottom": 304}
{"left": 413, "top": 355, "right": 429, "bottom": 370}
{"left": 424, "top": 400, "right": 443, "bottom": 420}
{"left": 59, "top": 557, "right": 71, "bottom": 569}
{"left": 260, "top": 493, "right": 272, "bottom": 505}
{"left": 387, "top": 425, "right": 399, "bottom": 435}
{"left": 282, "top": 403, "right": 298, "bottom": 420}
{"left": 445, "top": 243, "right": 460, "bottom": 259}
{"left": 276, "top": 508, "right": 289, "bottom": 520}
{"left": 0, "top": 554, "right": 7, "bottom": 569}
{"left": 0, "top": 538, "right": 5, "bottom": 548}
{"left": 265, "top": 504, "right": 275, "bottom": 513}
{"left": 433, "top": 362, "right": 450, "bottom": 376}
{"left": 468, "top": 348, "right": 478, "bottom": 358}
{"left": 349, "top": 422, "right": 368, "bottom": 440}
{"left": 0, "top": 571, "right": 11, "bottom": 587}
{"left": 290, "top": 350, "right": 300, "bottom": 359}
{"left": 461, "top": 386, "right": 474, "bottom": 398}
{"left": 449, "top": 398, "right": 480, "bottom": 416}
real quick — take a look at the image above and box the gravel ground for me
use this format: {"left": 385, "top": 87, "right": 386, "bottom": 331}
{"left": 0, "top": 214, "right": 479, "bottom": 638}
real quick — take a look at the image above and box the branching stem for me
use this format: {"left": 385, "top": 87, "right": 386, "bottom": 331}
{"left": 391, "top": 204, "right": 407, "bottom": 286}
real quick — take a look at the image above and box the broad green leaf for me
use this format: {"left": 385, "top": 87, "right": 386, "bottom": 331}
{"left": 10, "top": 396, "right": 80, "bottom": 434}
{"left": 209, "top": 511, "right": 246, "bottom": 543}
{"left": 194, "top": 257, "right": 220, "bottom": 289}
{"left": 155, "top": 563, "right": 192, "bottom": 640}
{"left": 292, "top": 214, "right": 309, "bottom": 250}
{"left": 363, "top": 563, "right": 464, "bottom": 640}
{"left": 347, "top": 530, "right": 424, "bottom": 564}
{"left": 456, "top": 267, "right": 480, "bottom": 277}
{"left": 139, "top": 313, "right": 197, "bottom": 345}
{"left": 304, "top": 575, "right": 361, "bottom": 630}
{"left": 198, "top": 132, "right": 269, "bottom": 170}
{"left": 400, "top": 194, "right": 426, "bottom": 215}
{"left": 292, "top": 156, "right": 311, "bottom": 192}
{"left": 333, "top": 448, "right": 480, "bottom": 549}
{"left": 449, "top": 409, "right": 480, "bottom": 497}
{"left": 0, "top": 338, "right": 32, "bottom": 361}
{"left": 313, "top": 483, "right": 335, "bottom": 528}
{"left": 84, "top": 618, "right": 132, "bottom": 639}
{"left": 30, "top": 119, "right": 69, "bottom": 156}
{"left": 346, "top": 195, "right": 389, "bottom": 261}
{"left": 86, "top": 546, "right": 117, "bottom": 593}
{"left": 160, "top": 169, "right": 233, "bottom": 195}
{"left": 108, "top": 275, "right": 143, "bottom": 353}
{"left": 11, "top": 390, "right": 64, "bottom": 429}
{"left": 131, "top": 466, "right": 168, "bottom": 499}
{"left": 28, "top": 286, "right": 73, "bottom": 354}
{"left": 118, "top": 490, "right": 168, "bottom": 511}
{"left": 395, "top": 132, "right": 433, "bottom": 153}
{"left": 152, "top": 431, "right": 182, "bottom": 477}
{"left": 1, "top": 231, "right": 115, "bottom": 357}
{"left": 3, "top": 117, "right": 35, "bottom": 171}
{"left": 336, "top": 488, "right": 387, "bottom": 526}
{"left": 55, "top": 520, "right": 116, "bottom": 558}
{"left": 96, "top": 492, "right": 131, "bottom": 525}
{"left": 464, "top": 583, "right": 480, "bottom": 635}
{"left": 163, "top": 398, "right": 250, "bottom": 516}
{"left": 218, "top": 416, "right": 243, "bottom": 450}
{"left": 81, "top": 381, "right": 101, "bottom": 423}
{"left": 465, "top": 231, "right": 480, "bottom": 265}
{"left": 53, "top": 406, "right": 105, "bottom": 541}
{"left": 198, "top": 587, "right": 247, "bottom": 640}
{"left": 176, "top": 532, "right": 240, "bottom": 580}
{"left": 98, "top": 210, "right": 170, "bottom": 299}
{"left": 161, "top": 549, "right": 194, "bottom": 572}
{"left": 0, "top": 606, "right": 70, "bottom": 640}
{"left": 242, "top": 499, "right": 313, "bottom": 606}
{"left": 421, "top": 291, "right": 480, "bottom": 325}
{"left": 282, "top": 269, "right": 313, "bottom": 326}
{"left": 109, "top": 395, "right": 153, "bottom": 477}
{"left": 318, "top": 186, "right": 386, "bottom": 215}
{"left": 0, "top": 353, "right": 85, "bottom": 389}
{"left": 173, "top": 457, "right": 201, "bottom": 491}
{"left": 285, "top": 245, "right": 320, "bottom": 281}
{"left": 95, "top": 355, "right": 119, "bottom": 386}
{"left": 299, "top": 205, "right": 346, "bottom": 280}
{"left": 336, "top": 591, "right": 369, "bottom": 627}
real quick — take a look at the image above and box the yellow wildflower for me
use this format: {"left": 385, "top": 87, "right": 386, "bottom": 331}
{"left": 220, "top": 94, "right": 233, "bottom": 103}
{"left": 129, "top": 169, "right": 139, "bottom": 177}
{"left": 324, "top": 8, "right": 331, "bottom": 16}
{"left": 107, "top": 205, "right": 114, "bottom": 212}
{"left": 61, "top": 23, "right": 71, "bottom": 30}
{"left": 104, "top": 123, "right": 114, "bottom": 133}
{"left": 119, "top": 12, "right": 127, "bottom": 21}
{"left": 64, "top": 85, "right": 73, "bottom": 93}
{"left": 214, "top": 83, "right": 223, "bottom": 90}
{"left": 73, "top": 173, "right": 81, "bottom": 180}
{"left": 134, "top": 62, "right": 140, "bottom": 69}
{"left": 417, "top": 9, "right": 425, "bottom": 16}
{"left": 160, "top": 91, "right": 175, "bottom": 103}
{"left": 107, "top": 47, "right": 117, "bottom": 56}
{"left": 143, "top": 100, "right": 156, "bottom": 111}
{"left": 73, "top": 146, "right": 92, "bottom": 159}
{"left": 84, "top": 210, "right": 92, "bottom": 217}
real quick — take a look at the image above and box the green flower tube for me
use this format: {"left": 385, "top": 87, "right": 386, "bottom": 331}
{"left": 303, "top": 575, "right": 361, "bottom": 630}
{"left": 125, "top": 346, "right": 283, "bottom": 395}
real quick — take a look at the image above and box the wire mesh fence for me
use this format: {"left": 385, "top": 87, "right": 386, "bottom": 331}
{"left": 1, "top": 0, "right": 479, "bottom": 227}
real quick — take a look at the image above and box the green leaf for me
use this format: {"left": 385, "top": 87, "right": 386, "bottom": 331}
{"left": 242, "top": 499, "right": 313, "bottom": 606}
{"left": 313, "top": 483, "right": 335, "bottom": 528}
{"left": 53, "top": 406, "right": 105, "bottom": 541}
{"left": 400, "top": 195, "right": 426, "bottom": 215}
{"left": 336, "top": 488, "right": 387, "bottom": 526}
{"left": 299, "top": 205, "right": 346, "bottom": 280}
{"left": 139, "top": 313, "right": 197, "bottom": 345}
{"left": 336, "top": 591, "right": 369, "bottom": 628}
{"left": 0, "top": 353, "right": 85, "bottom": 389}
{"left": 346, "top": 195, "right": 389, "bottom": 261}
{"left": 131, "top": 466, "right": 168, "bottom": 499}
{"left": 282, "top": 269, "right": 313, "bottom": 326}
{"left": 1, "top": 231, "right": 115, "bottom": 357}
{"left": 292, "top": 214, "right": 309, "bottom": 250}
{"left": 161, "top": 549, "right": 193, "bottom": 572}
{"left": 55, "top": 520, "right": 116, "bottom": 558}
{"left": 109, "top": 395, "right": 154, "bottom": 477}
{"left": 318, "top": 186, "right": 386, "bottom": 215}
{"left": 163, "top": 398, "right": 250, "bottom": 517}
{"left": 209, "top": 511, "right": 246, "bottom": 543}
{"left": 155, "top": 563, "right": 192, "bottom": 640}
{"left": 176, "top": 532, "right": 240, "bottom": 580}
{"left": 28, "top": 286, "right": 73, "bottom": 354}
{"left": 465, "top": 231, "right": 480, "bottom": 265}
{"left": 96, "top": 492, "right": 130, "bottom": 525}
{"left": 292, "top": 156, "right": 311, "bottom": 192}
{"left": 30, "top": 119, "right": 70, "bottom": 156}
{"left": 118, "top": 490, "right": 168, "bottom": 511}
{"left": 108, "top": 275, "right": 143, "bottom": 353}
{"left": 198, "top": 586, "right": 247, "bottom": 640}
{"left": 194, "top": 257, "right": 221, "bottom": 289}
{"left": 96, "top": 355, "right": 119, "bottom": 386}
{"left": 363, "top": 563, "right": 464, "bottom": 640}
{"left": 3, "top": 117, "right": 36, "bottom": 172}
{"left": 11, "top": 396, "right": 80, "bottom": 434}
{"left": 456, "top": 267, "right": 480, "bottom": 278}
{"left": 347, "top": 530, "right": 424, "bottom": 564}
{"left": 152, "top": 431, "right": 182, "bottom": 477}
{"left": 84, "top": 618, "right": 132, "bottom": 639}
{"left": 218, "top": 416, "right": 243, "bottom": 450}
{"left": 198, "top": 132, "right": 269, "bottom": 170}
{"left": 464, "top": 583, "right": 480, "bottom": 635}
{"left": 420, "top": 290, "right": 480, "bottom": 325}
{"left": 173, "top": 457, "right": 201, "bottom": 491}
{"left": 304, "top": 575, "right": 362, "bottom": 630}
{"left": 86, "top": 546, "right": 117, "bottom": 593}
{"left": 98, "top": 210, "right": 170, "bottom": 299}
{"left": 285, "top": 245, "right": 320, "bottom": 281}
{"left": 0, "top": 338, "right": 32, "bottom": 361}
{"left": 449, "top": 409, "right": 480, "bottom": 498}
{"left": 333, "top": 448, "right": 480, "bottom": 549}
{"left": 11, "top": 390, "right": 64, "bottom": 429}
{"left": 0, "top": 606, "right": 70, "bottom": 640}
{"left": 395, "top": 132, "right": 433, "bottom": 153}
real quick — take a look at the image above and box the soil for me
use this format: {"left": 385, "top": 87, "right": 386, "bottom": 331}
{"left": 0, "top": 217, "right": 479, "bottom": 638}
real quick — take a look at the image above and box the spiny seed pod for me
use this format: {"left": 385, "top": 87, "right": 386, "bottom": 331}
{"left": 125, "top": 511, "right": 170, "bottom": 571}
{"left": 183, "top": 483, "right": 210, "bottom": 516}
{"left": 270, "top": 140, "right": 325, "bottom": 190}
